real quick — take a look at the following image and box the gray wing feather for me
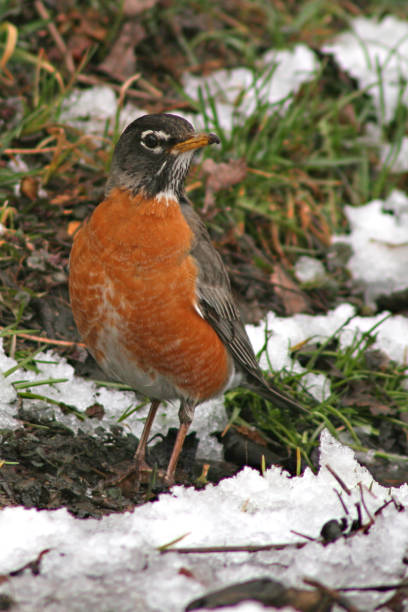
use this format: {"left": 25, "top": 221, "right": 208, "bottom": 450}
{"left": 180, "top": 199, "right": 261, "bottom": 375}
{"left": 180, "top": 197, "right": 305, "bottom": 413}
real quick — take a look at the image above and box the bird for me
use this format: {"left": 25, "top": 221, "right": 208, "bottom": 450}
{"left": 69, "top": 112, "right": 303, "bottom": 486}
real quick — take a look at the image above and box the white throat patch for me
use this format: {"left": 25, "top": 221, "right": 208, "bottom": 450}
{"left": 156, "top": 190, "right": 177, "bottom": 206}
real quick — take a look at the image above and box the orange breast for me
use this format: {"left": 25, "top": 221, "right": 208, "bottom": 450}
{"left": 69, "top": 187, "right": 231, "bottom": 401}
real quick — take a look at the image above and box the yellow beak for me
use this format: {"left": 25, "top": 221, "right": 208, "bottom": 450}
{"left": 171, "top": 132, "right": 220, "bottom": 153}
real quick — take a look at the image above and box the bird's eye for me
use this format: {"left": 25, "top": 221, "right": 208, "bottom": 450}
{"left": 143, "top": 133, "right": 159, "bottom": 149}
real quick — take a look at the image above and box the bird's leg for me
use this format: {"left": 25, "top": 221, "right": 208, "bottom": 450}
{"left": 164, "top": 423, "right": 190, "bottom": 484}
{"left": 164, "top": 399, "right": 196, "bottom": 484}
{"left": 107, "top": 399, "right": 161, "bottom": 490}
{"left": 133, "top": 399, "right": 160, "bottom": 476}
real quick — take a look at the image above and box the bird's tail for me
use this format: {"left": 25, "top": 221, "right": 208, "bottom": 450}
{"left": 246, "top": 374, "right": 308, "bottom": 413}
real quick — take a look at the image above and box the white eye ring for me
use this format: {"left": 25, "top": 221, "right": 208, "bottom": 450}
{"left": 140, "top": 129, "right": 170, "bottom": 154}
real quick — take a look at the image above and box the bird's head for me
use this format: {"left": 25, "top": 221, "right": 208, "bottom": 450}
{"left": 106, "top": 113, "right": 220, "bottom": 200}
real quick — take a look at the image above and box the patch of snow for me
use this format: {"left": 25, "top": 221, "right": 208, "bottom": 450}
{"left": 183, "top": 44, "right": 318, "bottom": 133}
{"left": 334, "top": 190, "right": 408, "bottom": 304}
{"left": 323, "top": 15, "right": 408, "bottom": 124}
{"left": 380, "top": 135, "right": 408, "bottom": 172}
{"left": 0, "top": 431, "right": 407, "bottom": 611}
{"left": 294, "top": 256, "right": 328, "bottom": 284}
{"left": 60, "top": 85, "right": 145, "bottom": 135}
{"left": 247, "top": 302, "right": 408, "bottom": 401}
{"left": 359, "top": 122, "right": 408, "bottom": 174}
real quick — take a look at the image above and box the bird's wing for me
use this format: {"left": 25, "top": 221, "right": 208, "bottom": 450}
{"left": 180, "top": 198, "right": 305, "bottom": 413}
{"left": 181, "top": 199, "right": 260, "bottom": 372}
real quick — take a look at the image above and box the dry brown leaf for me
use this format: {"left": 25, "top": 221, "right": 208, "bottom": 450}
{"left": 202, "top": 157, "right": 247, "bottom": 212}
{"left": 64, "top": 10, "right": 108, "bottom": 62}
{"left": 85, "top": 403, "right": 105, "bottom": 420}
{"left": 270, "top": 263, "right": 309, "bottom": 315}
{"left": 123, "top": 0, "right": 158, "bottom": 16}
{"left": 99, "top": 22, "right": 145, "bottom": 80}
{"left": 50, "top": 193, "right": 72, "bottom": 206}
{"left": 20, "top": 176, "right": 38, "bottom": 201}
{"left": 186, "top": 576, "right": 352, "bottom": 611}
{"left": 342, "top": 392, "right": 390, "bottom": 416}
{"left": 234, "top": 425, "right": 268, "bottom": 447}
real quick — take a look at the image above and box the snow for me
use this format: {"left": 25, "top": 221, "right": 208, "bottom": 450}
{"left": 244, "top": 302, "right": 408, "bottom": 403}
{"left": 334, "top": 189, "right": 408, "bottom": 305}
{"left": 380, "top": 135, "right": 408, "bottom": 172}
{"left": 0, "top": 431, "right": 407, "bottom": 611}
{"left": 323, "top": 15, "right": 408, "bottom": 124}
{"left": 60, "top": 85, "right": 145, "bottom": 135}
{"left": 294, "top": 256, "right": 328, "bottom": 285}
{"left": 183, "top": 44, "right": 318, "bottom": 133}
{"left": 323, "top": 15, "right": 408, "bottom": 175}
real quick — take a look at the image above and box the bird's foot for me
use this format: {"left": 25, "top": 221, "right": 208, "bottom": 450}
{"left": 106, "top": 458, "right": 152, "bottom": 493}
{"left": 106, "top": 457, "right": 174, "bottom": 497}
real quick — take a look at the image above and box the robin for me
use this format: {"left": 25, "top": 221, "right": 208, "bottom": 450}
{"left": 69, "top": 113, "right": 303, "bottom": 485}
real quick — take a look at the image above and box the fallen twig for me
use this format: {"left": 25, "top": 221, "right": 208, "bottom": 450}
{"left": 160, "top": 541, "right": 306, "bottom": 554}
{"left": 0, "top": 327, "right": 84, "bottom": 348}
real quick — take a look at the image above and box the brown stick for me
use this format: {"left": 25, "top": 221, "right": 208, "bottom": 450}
{"left": 0, "top": 328, "right": 85, "bottom": 348}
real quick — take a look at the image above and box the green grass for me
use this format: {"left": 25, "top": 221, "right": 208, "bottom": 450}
{"left": 225, "top": 313, "right": 408, "bottom": 468}
{"left": 1, "top": 0, "right": 408, "bottom": 472}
